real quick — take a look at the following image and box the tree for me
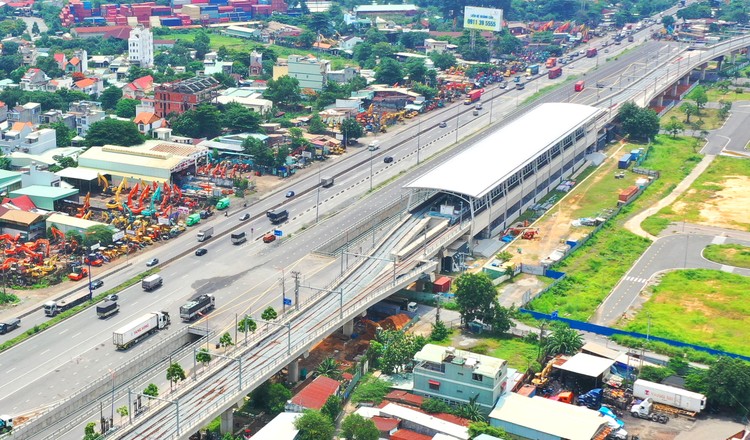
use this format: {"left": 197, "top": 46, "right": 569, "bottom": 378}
{"left": 320, "top": 394, "right": 342, "bottom": 422}
{"left": 368, "top": 329, "right": 427, "bottom": 374}
{"left": 341, "top": 413, "right": 379, "bottom": 440}
{"left": 261, "top": 306, "right": 278, "bottom": 320}
{"left": 55, "top": 155, "right": 78, "bottom": 169}
{"left": 219, "top": 332, "right": 233, "bottom": 352}
{"left": 115, "top": 99, "right": 139, "bottom": 119}
{"left": 663, "top": 116, "right": 684, "bottom": 138}
{"left": 639, "top": 365, "right": 675, "bottom": 383}
{"left": 50, "top": 121, "right": 74, "bottom": 147}
{"left": 696, "top": 356, "right": 750, "bottom": 411}
{"left": 422, "top": 398, "right": 452, "bottom": 414}
{"left": 83, "top": 224, "right": 114, "bottom": 247}
{"left": 404, "top": 58, "right": 427, "bottom": 84}
{"left": 115, "top": 406, "right": 128, "bottom": 424}
{"left": 222, "top": 102, "right": 261, "bottom": 133}
{"left": 31, "top": 21, "right": 40, "bottom": 35}
{"left": 83, "top": 421, "right": 101, "bottom": 440}
{"left": 242, "top": 136, "right": 274, "bottom": 167}
{"left": 680, "top": 102, "right": 698, "bottom": 123}
{"left": 166, "top": 362, "right": 186, "bottom": 391}
{"left": 193, "top": 31, "right": 211, "bottom": 59}
{"left": 297, "top": 30, "right": 316, "bottom": 49}
{"left": 687, "top": 85, "right": 708, "bottom": 111}
{"left": 315, "top": 357, "right": 342, "bottom": 379}
{"left": 544, "top": 323, "right": 583, "bottom": 356}
{"left": 196, "top": 348, "right": 212, "bottom": 368}
{"left": 662, "top": 15, "right": 676, "bottom": 29}
{"left": 374, "top": 58, "right": 404, "bottom": 86}
{"left": 453, "top": 272, "right": 497, "bottom": 325}
{"left": 617, "top": 102, "right": 659, "bottom": 142}
{"left": 212, "top": 71, "right": 236, "bottom": 88}
{"left": 127, "top": 65, "right": 154, "bottom": 82}
{"left": 430, "top": 320, "right": 450, "bottom": 341}
{"left": 237, "top": 316, "right": 257, "bottom": 335}
{"left": 294, "top": 410, "right": 335, "bottom": 440}
{"left": 411, "top": 83, "right": 438, "bottom": 100}
{"left": 468, "top": 421, "right": 508, "bottom": 439}
{"left": 340, "top": 117, "right": 363, "bottom": 143}
{"left": 457, "top": 395, "right": 484, "bottom": 422}
{"left": 494, "top": 31, "right": 523, "bottom": 55}
{"left": 171, "top": 104, "right": 223, "bottom": 139}
{"left": 264, "top": 76, "right": 301, "bottom": 108}
{"left": 84, "top": 119, "right": 144, "bottom": 147}
{"left": 96, "top": 86, "right": 123, "bottom": 111}
{"left": 143, "top": 383, "right": 159, "bottom": 398}
{"left": 307, "top": 115, "right": 327, "bottom": 134}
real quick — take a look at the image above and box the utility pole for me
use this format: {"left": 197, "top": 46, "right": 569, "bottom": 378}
{"left": 292, "top": 271, "right": 301, "bottom": 310}
{"left": 280, "top": 268, "right": 287, "bottom": 314}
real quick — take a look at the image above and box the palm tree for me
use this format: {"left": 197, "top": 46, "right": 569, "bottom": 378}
{"left": 544, "top": 323, "right": 583, "bottom": 356}
{"left": 315, "top": 356, "right": 342, "bottom": 379}
{"left": 458, "top": 395, "right": 485, "bottom": 422}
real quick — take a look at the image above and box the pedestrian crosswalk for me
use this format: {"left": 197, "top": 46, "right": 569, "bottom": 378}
{"left": 624, "top": 276, "right": 648, "bottom": 284}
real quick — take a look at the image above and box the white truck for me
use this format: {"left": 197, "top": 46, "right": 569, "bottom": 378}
{"left": 320, "top": 176, "right": 334, "bottom": 188}
{"left": 197, "top": 227, "right": 214, "bottom": 242}
{"left": 113, "top": 311, "right": 170, "bottom": 350}
{"left": 630, "top": 397, "right": 669, "bottom": 423}
{"left": 633, "top": 379, "right": 706, "bottom": 414}
{"left": 142, "top": 274, "right": 163, "bottom": 292}
{"left": 179, "top": 294, "right": 215, "bottom": 321}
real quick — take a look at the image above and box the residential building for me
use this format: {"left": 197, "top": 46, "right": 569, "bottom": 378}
{"left": 327, "top": 66, "right": 359, "bottom": 84}
{"left": 73, "top": 78, "right": 103, "bottom": 97}
{"left": 20, "top": 68, "right": 49, "bottom": 91}
{"left": 20, "top": 45, "right": 38, "bottom": 66}
{"left": 251, "top": 412, "right": 302, "bottom": 440}
{"left": 7, "top": 103, "right": 41, "bottom": 125}
{"left": 68, "top": 101, "right": 105, "bottom": 136}
{"left": 286, "top": 55, "right": 330, "bottom": 92}
{"left": 0, "top": 101, "right": 7, "bottom": 123}
{"left": 204, "top": 60, "right": 233, "bottom": 76}
{"left": 46, "top": 78, "right": 74, "bottom": 93}
{"left": 128, "top": 24, "right": 154, "bottom": 68}
{"left": 153, "top": 76, "right": 221, "bottom": 117}
{"left": 217, "top": 87, "right": 272, "bottom": 114}
{"left": 122, "top": 75, "right": 154, "bottom": 99}
{"left": 65, "top": 50, "right": 88, "bottom": 74}
{"left": 88, "top": 55, "right": 114, "bottom": 69}
{"left": 354, "top": 4, "right": 419, "bottom": 17}
{"left": 285, "top": 375, "right": 340, "bottom": 412}
{"left": 0, "top": 123, "right": 57, "bottom": 156}
{"left": 337, "top": 36, "right": 363, "bottom": 52}
{"left": 378, "top": 403, "right": 469, "bottom": 439}
{"left": 412, "top": 344, "right": 508, "bottom": 413}
{"left": 424, "top": 38, "right": 449, "bottom": 54}
{"left": 249, "top": 50, "right": 263, "bottom": 76}
{"left": 53, "top": 53, "right": 67, "bottom": 70}
{"left": 134, "top": 112, "right": 166, "bottom": 136}
{"left": 20, "top": 163, "right": 62, "bottom": 188}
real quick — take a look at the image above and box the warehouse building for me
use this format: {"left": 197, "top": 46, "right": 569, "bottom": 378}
{"left": 405, "top": 103, "right": 606, "bottom": 240}
{"left": 9, "top": 186, "right": 79, "bottom": 211}
{"left": 46, "top": 213, "right": 110, "bottom": 236}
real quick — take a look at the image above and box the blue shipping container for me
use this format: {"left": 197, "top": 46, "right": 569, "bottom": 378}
{"left": 161, "top": 18, "right": 181, "bottom": 25}
{"left": 618, "top": 153, "right": 631, "bottom": 169}
{"left": 630, "top": 149, "right": 641, "bottom": 161}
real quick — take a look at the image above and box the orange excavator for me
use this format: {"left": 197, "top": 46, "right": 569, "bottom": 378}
{"left": 76, "top": 192, "right": 90, "bottom": 218}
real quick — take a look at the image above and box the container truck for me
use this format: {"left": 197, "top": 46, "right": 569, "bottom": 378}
{"left": 179, "top": 294, "right": 215, "bottom": 321}
{"left": 267, "top": 209, "right": 289, "bottom": 224}
{"left": 633, "top": 379, "right": 706, "bottom": 413}
{"left": 44, "top": 290, "right": 92, "bottom": 317}
{"left": 526, "top": 64, "right": 539, "bottom": 76}
{"left": 321, "top": 177, "right": 334, "bottom": 188}
{"left": 197, "top": 227, "right": 213, "bottom": 242}
{"left": 548, "top": 66, "right": 562, "bottom": 79}
{"left": 96, "top": 300, "right": 120, "bottom": 319}
{"left": 231, "top": 231, "right": 247, "bottom": 245}
{"left": 464, "top": 89, "right": 482, "bottom": 105}
{"left": 586, "top": 48, "right": 598, "bottom": 58}
{"left": 0, "top": 318, "right": 20, "bottom": 335}
{"left": 113, "top": 311, "right": 170, "bottom": 350}
{"left": 630, "top": 397, "right": 670, "bottom": 423}
{"left": 545, "top": 57, "right": 557, "bottom": 68}
{"left": 141, "top": 274, "right": 163, "bottom": 292}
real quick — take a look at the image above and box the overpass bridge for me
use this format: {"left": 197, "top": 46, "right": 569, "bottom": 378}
{"left": 13, "top": 32, "right": 750, "bottom": 440}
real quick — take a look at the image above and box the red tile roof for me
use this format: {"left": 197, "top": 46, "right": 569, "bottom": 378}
{"left": 54, "top": 53, "right": 65, "bottom": 64}
{"left": 372, "top": 416, "right": 399, "bottom": 432}
{"left": 290, "top": 376, "right": 340, "bottom": 410}
{"left": 390, "top": 429, "right": 432, "bottom": 440}
{"left": 380, "top": 401, "right": 472, "bottom": 427}
{"left": 130, "top": 75, "right": 153, "bottom": 90}
{"left": 69, "top": 56, "right": 80, "bottom": 66}
{"left": 2, "top": 195, "right": 37, "bottom": 211}
{"left": 134, "top": 112, "right": 159, "bottom": 125}
{"left": 385, "top": 390, "right": 424, "bottom": 408}
{"left": 74, "top": 78, "right": 97, "bottom": 88}
{"left": 72, "top": 25, "right": 132, "bottom": 40}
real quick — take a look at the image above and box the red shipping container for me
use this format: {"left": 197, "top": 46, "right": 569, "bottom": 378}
{"left": 192, "top": 0, "right": 209, "bottom": 3}
{"left": 219, "top": 17, "right": 230, "bottom": 22}
{"left": 432, "top": 276, "right": 452, "bottom": 293}
{"left": 618, "top": 186, "right": 639, "bottom": 203}
{"left": 218, "top": 6, "right": 233, "bottom": 11}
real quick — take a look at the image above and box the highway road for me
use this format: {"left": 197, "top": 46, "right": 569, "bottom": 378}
{"left": 0, "top": 10, "right": 689, "bottom": 435}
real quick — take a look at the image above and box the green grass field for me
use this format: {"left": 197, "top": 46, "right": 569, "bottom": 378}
{"left": 642, "top": 155, "right": 750, "bottom": 233}
{"left": 622, "top": 269, "right": 750, "bottom": 356}
{"left": 706, "top": 87, "right": 750, "bottom": 102}
{"left": 160, "top": 32, "right": 249, "bottom": 50}
{"left": 703, "top": 243, "right": 750, "bottom": 268}
{"left": 661, "top": 106, "right": 725, "bottom": 130}
{"left": 433, "top": 333, "right": 539, "bottom": 371}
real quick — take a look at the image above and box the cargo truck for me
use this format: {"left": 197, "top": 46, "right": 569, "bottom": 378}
{"left": 96, "top": 300, "right": 120, "bottom": 319}
{"left": 197, "top": 227, "right": 213, "bottom": 242}
{"left": 216, "top": 197, "right": 230, "bottom": 210}
{"left": 525, "top": 64, "right": 539, "bottom": 76}
{"left": 141, "top": 274, "right": 163, "bottom": 292}
{"left": 545, "top": 57, "right": 557, "bottom": 68}
{"left": 464, "top": 89, "right": 482, "bottom": 105}
{"left": 267, "top": 209, "right": 289, "bottom": 224}
{"left": 633, "top": 379, "right": 706, "bottom": 414}
{"left": 0, "top": 318, "right": 20, "bottom": 335}
{"left": 548, "top": 66, "right": 562, "bottom": 79}
{"left": 44, "top": 290, "right": 92, "bottom": 317}
{"left": 383, "top": 295, "right": 418, "bottom": 313}
{"left": 321, "top": 177, "right": 334, "bottom": 188}
{"left": 0, "top": 415, "right": 12, "bottom": 433}
{"left": 231, "top": 231, "right": 247, "bottom": 245}
{"left": 112, "top": 311, "right": 170, "bottom": 350}
{"left": 630, "top": 397, "right": 669, "bottom": 423}
{"left": 179, "top": 294, "right": 215, "bottom": 321}
{"left": 586, "top": 48, "right": 598, "bottom": 58}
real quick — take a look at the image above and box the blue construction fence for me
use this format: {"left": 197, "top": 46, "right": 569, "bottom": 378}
{"left": 519, "top": 309, "right": 750, "bottom": 362}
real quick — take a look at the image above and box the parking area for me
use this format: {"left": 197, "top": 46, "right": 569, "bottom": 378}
{"left": 623, "top": 412, "right": 744, "bottom": 440}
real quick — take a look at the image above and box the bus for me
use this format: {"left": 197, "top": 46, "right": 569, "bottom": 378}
{"left": 574, "top": 80, "right": 585, "bottom": 92}
{"left": 266, "top": 209, "right": 289, "bottom": 224}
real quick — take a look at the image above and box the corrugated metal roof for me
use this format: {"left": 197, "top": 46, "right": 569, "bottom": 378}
{"left": 380, "top": 403, "right": 469, "bottom": 439}
{"left": 251, "top": 412, "right": 302, "bottom": 440}
{"left": 55, "top": 167, "right": 100, "bottom": 181}
{"left": 557, "top": 352, "right": 614, "bottom": 378}
{"left": 0, "top": 210, "right": 43, "bottom": 225}
{"left": 10, "top": 186, "right": 78, "bottom": 199}
{"left": 405, "top": 103, "right": 603, "bottom": 199}
{"left": 46, "top": 213, "right": 110, "bottom": 230}
{"left": 290, "top": 375, "right": 340, "bottom": 410}
{"left": 490, "top": 393, "right": 606, "bottom": 440}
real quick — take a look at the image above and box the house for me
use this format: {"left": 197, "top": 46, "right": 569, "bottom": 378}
{"left": 73, "top": 78, "right": 103, "bottom": 96}
{"left": 153, "top": 39, "right": 176, "bottom": 50}
{"left": 424, "top": 38, "right": 449, "bottom": 54}
{"left": 248, "top": 50, "right": 263, "bottom": 76}
{"left": 0, "top": 101, "right": 7, "bottom": 123}
{"left": 20, "top": 68, "right": 49, "bottom": 91}
{"left": 134, "top": 112, "right": 165, "bottom": 136}
{"left": 216, "top": 88, "right": 272, "bottom": 114}
{"left": 46, "top": 78, "right": 74, "bottom": 92}
{"left": 284, "top": 55, "right": 330, "bottom": 92}
{"left": 64, "top": 50, "right": 88, "bottom": 74}
{"left": 7, "top": 103, "right": 41, "bottom": 125}
{"left": 338, "top": 36, "right": 364, "bottom": 52}
{"left": 285, "top": 375, "right": 340, "bottom": 412}
{"left": 19, "top": 45, "right": 38, "bottom": 66}
{"left": 153, "top": 76, "right": 221, "bottom": 117}
{"left": 122, "top": 75, "right": 154, "bottom": 99}
{"left": 251, "top": 412, "right": 302, "bottom": 440}
{"left": 88, "top": 55, "right": 114, "bottom": 69}
{"left": 68, "top": 101, "right": 105, "bottom": 136}
{"left": 327, "top": 66, "right": 359, "bottom": 84}
{"left": 0, "top": 123, "right": 57, "bottom": 155}
{"left": 412, "top": 344, "right": 508, "bottom": 414}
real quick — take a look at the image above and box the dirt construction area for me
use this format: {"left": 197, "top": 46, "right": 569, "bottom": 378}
{"left": 622, "top": 412, "right": 745, "bottom": 440}
{"left": 674, "top": 176, "right": 750, "bottom": 231}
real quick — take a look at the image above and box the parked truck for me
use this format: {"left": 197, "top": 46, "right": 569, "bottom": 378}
{"left": 633, "top": 379, "right": 706, "bottom": 414}
{"left": 0, "top": 318, "right": 20, "bottom": 335}
{"left": 464, "top": 89, "right": 482, "bottom": 105}
{"left": 231, "top": 231, "right": 247, "bottom": 245}
{"left": 141, "top": 274, "right": 163, "bottom": 292}
{"left": 631, "top": 397, "right": 670, "bottom": 423}
{"left": 383, "top": 295, "right": 418, "bottom": 313}
{"left": 96, "top": 300, "right": 120, "bottom": 319}
{"left": 113, "top": 311, "right": 170, "bottom": 350}
{"left": 44, "top": 290, "right": 92, "bottom": 317}
{"left": 179, "top": 294, "right": 215, "bottom": 321}
{"left": 0, "top": 415, "right": 12, "bottom": 433}
{"left": 586, "top": 48, "right": 598, "bottom": 58}
{"left": 197, "top": 227, "right": 214, "bottom": 242}
{"left": 321, "top": 176, "right": 334, "bottom": 188}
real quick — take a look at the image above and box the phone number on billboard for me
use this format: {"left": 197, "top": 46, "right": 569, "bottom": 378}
{"left": 467, "top": 19, "right": 497, "bottom": 27}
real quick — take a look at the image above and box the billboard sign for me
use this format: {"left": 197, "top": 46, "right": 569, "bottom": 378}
{"left": 463, "top": 6, "right": 503, "bottom": 32}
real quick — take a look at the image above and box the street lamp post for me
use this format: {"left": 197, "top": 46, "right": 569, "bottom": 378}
{"left": 259, "top": 319, "right": 292, "bottom": 355}
{"left": 455, "top": 103, "right": 460, "bottom": 143}
{"left": 343, "top": 251, "right": 398, "bottom": 285}
{"left": 416, "top": 116, "right": 421, "bottom": 164}
{"left": 369, "top": 148, "right": 373, "bottom": 191}
{"left": 315, "top": 165, "right": 321, "bottom": 223}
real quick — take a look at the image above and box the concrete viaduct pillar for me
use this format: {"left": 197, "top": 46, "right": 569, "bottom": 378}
{"left": 220, "top": 407, "right": 234, "bottom": 434}
{"left": 656, "top": 94, "right": 664, "bottom": 107}
{"left": 287, "top": 359, "right": 300, "bottom": 383}
{"left": 700, "top": 66, "right": 707, "bottom": 80}
{"left": 343, "top": 319, "right": 354, "bottom": 337}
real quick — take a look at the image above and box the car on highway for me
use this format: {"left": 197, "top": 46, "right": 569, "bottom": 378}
{"left": 146, "top": 258, "right": 159, "bottom": 267}
{"left": 239, "top": 213, "right": 250, "bottom": 221}
{"left": 383, "top": 156, "right": 394, "bottom": 164}
{"left": 597, "top": 81, "right": 605, "bottom": 88}
{"left": 195, "top": 248, "right": 208, "bottom": 256}
{"left": 499, "top": 82, "right": 507, "bottom": 89}
{"left": 90, "top": 279, "right": 104, "bottom": 290}
{"left": 439, "top": 121, "right": 447, "bottom": 128}
{"left": 285, "top": 190, "right": 295, "bottom": 198}
{"left": 262, "top": 233, "right": 276, "bottom": 243}
{"left": 105, "top": 293, "right": 118, "bottom": 301}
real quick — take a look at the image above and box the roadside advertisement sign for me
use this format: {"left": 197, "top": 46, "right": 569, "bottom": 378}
{"left": 463, "top": 6, "right": 503, "bottom": 32}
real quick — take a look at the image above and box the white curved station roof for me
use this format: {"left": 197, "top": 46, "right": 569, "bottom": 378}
{"left": 405, "top": 103, "right": 602, "bottom": 199}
